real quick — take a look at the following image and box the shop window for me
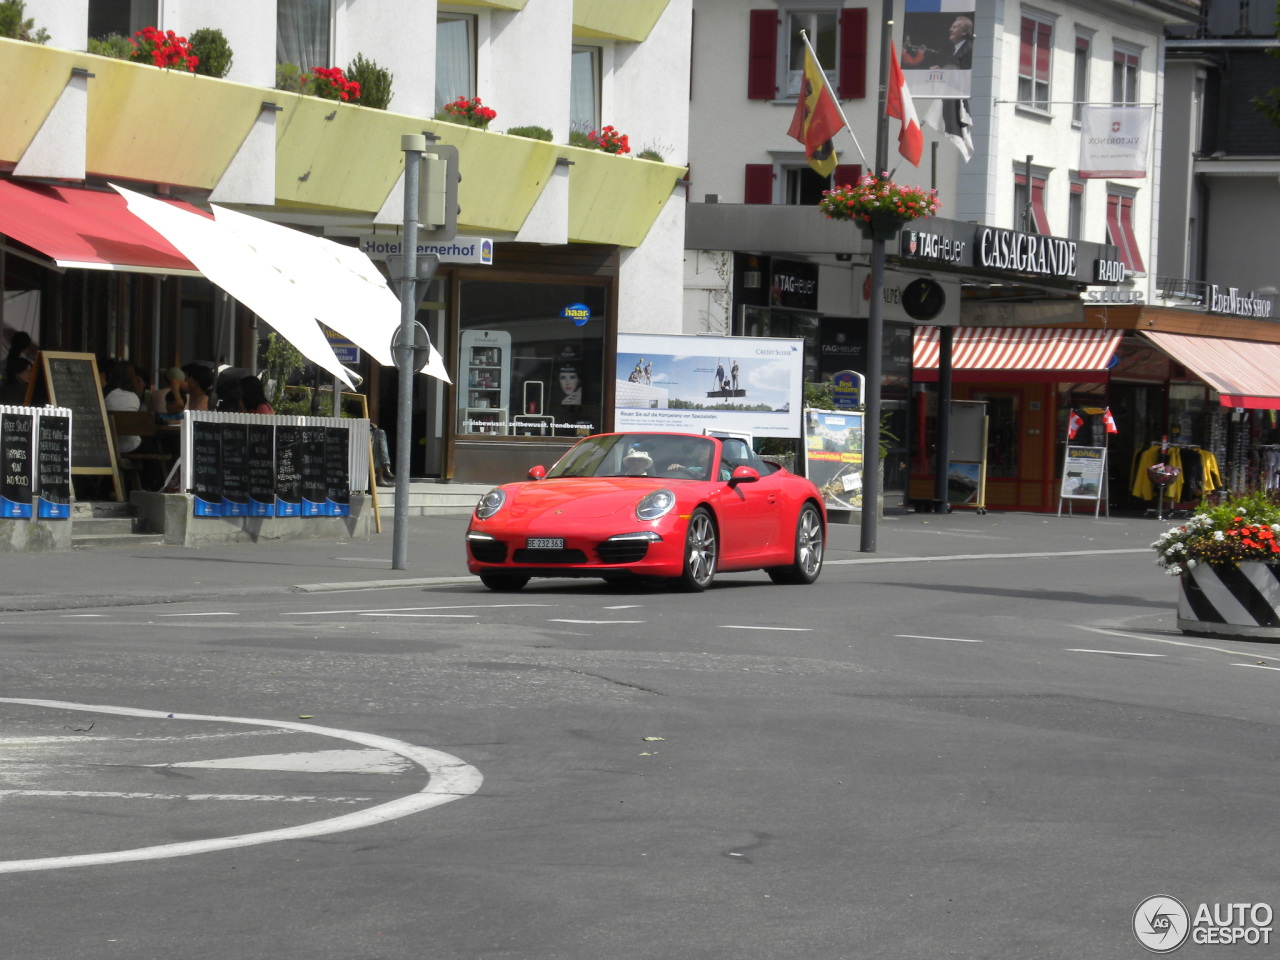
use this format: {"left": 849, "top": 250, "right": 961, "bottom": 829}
{"left": 1017, "top": 14, "right": 1053, "bottom": 111}
{"left": 277, "top": 0, "right": 333, "bottom": 71}
{"left": 89, "top": 0, "right": 158, "bottom": 40}
{"left": 1106, "top": 191, "right": 1144, "bottom": 273}
{"left": 1014, "top": 172, "right": 1051, "bottom": 234}
{"left": 571, "top": 45, "right": 602, "bottom": 134}
{"left": 1072, "top": 32, "right": 1091, "bottom": 124}
{"left": 457, "top": 281, "right": 607, "bottom": 439}
{"left": 1112, "top": 45, "right": 1140, "bottom": 105}
{"left": 746, "top": 7, "right": 868, "bottom": 101}
{"left": 436, "top": 13, "right": 477, "bottom": 112}
{"left": 971, "top": 390, "right": 1020, "bottom": 477}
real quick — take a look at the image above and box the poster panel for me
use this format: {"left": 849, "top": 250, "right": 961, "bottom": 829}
{"left": 614, "top": 334, "right": 803, "bottom": 439}
{"left": 1078, "top": 106, "right": 1153, "bottom": 179}
{"left": 1061, "top": 445, "right": 1107, "bottom": 501}
{"left": 803, "top": 409, "right": 865, "bottom": 513}
{"left": 901, "top": 3, "right": 974, "bottom": 98}
{"left": 946, "top": 461, "right": 983, "bottom": 504}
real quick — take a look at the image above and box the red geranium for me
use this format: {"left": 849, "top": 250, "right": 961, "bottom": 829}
{"left": 310, "top": 66, "right": 361, "bottom": 102}
{"left": 438, "top": 96, "right": 497, "bottom": 129}
{"left": 130, "top": 26, "right": 199, "bottom": 72}
{"left": 588, "top": 125, "right": 631, "bottom": 155}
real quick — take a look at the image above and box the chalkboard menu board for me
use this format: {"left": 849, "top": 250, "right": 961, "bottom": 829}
{"left": 300, "top": 425, "right": 327, "bottom": 517}
{"left": 324, "top": 426, "right": 350, "bottom": 516}
{"left": 247, "top": 424, "right": 275, "bottom": 516}
{"left": 191, "top": 419, "right": 223, "bottom": 516}
{"left": 220, "top": 421, "right": 249, "bottom": 517}
{"left": 1, "top": 412, "right": 34, "bottom": 519}
{"left": 39, "top": 353, "right": 113, "bottom": 472}
{"left": 37, "top": 414, "right": 70, "bottom": 519}
{"left": 274, "top": 425, "right": 303, "bottom": 517}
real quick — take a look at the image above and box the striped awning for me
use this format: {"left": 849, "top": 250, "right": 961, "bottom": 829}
{"left": 1142, "top": 331, "right": 1280, "bottom": 410}
{"left": 913, "top": 327, "right": 1124, "bottom": 383}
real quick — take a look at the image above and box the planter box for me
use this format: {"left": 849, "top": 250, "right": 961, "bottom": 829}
{"left": 1177, "top": 561, "right": 1280, "bottom": 639}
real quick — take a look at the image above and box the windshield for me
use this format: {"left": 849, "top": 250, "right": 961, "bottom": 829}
{"left": 546, "top": 433, "right": 718, "bottom": 481}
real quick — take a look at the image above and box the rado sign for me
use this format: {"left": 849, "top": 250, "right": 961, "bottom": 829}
{"left": 978, "top": 227, "right": 1077, "bottom": 279}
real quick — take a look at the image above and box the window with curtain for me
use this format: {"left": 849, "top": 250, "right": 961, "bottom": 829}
{"left": 1072, "top": 33, "right": 1090, "bottom": 123}
{"left": 1106, "top": 191, "right": 1144, "bottom": 273}
{"left": 277, "top": 0, "right": 332, "bottom": 70}
{"left": 1017, "top": 15, "right": 1053, "bottom": 110}
{"left": 436, "top": 14, "right": 476, "bottom": 112}
{"left": 88, "top": 0, "right": 159, "bottom": 39}
{"left": 571, "top": 46, "right": 601, "bottom": 134}
{"left": 1112, "top": 46, "right": 1140, "bottom": 105}
{"left": 785, "top": 10, "right": 838, "bottom": 97}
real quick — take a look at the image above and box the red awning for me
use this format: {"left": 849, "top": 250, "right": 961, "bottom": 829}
{"left": 0, "top": 180, "right": 203, "bottom": 276}
{"left": 913, "top": 327, "right": 1123, "bottom": 383}
{"left": 1142, "top": 330, "right": 1280, "bottom": 410}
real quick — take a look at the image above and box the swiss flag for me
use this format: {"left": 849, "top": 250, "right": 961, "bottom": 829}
{"left": 1102, "top": 407, "right": 1119, "bottom": 434}
{"left": 1067, "top": 410, "right": 1084, "bottom": 440}
{"left": 887, "top": 41, "right": 924, "bottom": 166}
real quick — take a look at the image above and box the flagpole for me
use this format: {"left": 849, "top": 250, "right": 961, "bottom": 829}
{"left": 860, "top": 1, "right": 893, "bottom": 553}
{"left": 799, "top": 30, "right": 870, "bottom": 169}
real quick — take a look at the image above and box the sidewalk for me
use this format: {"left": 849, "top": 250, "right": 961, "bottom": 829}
{"left": 0, "top": 509, "right": 1164, "bottom": 612}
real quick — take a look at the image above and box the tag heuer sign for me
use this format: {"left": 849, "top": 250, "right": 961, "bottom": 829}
{"left": 901, "top": 227, "right": 966, "bottom": 264}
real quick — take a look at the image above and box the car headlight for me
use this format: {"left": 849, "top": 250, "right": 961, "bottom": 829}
{"left": 475, "top": 488, "right": 506, "bottom": 519}
{"left": 636, "top": 488, "right": 676, "bottom": 521}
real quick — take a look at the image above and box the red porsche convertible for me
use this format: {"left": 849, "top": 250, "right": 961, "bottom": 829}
{"left": 465, "top": 431, "right": 827, "bottom": 591}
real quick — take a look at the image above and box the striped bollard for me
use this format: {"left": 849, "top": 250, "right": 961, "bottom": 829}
{"left": 1178, "top": 562, "right": 1280, "bottom": 639}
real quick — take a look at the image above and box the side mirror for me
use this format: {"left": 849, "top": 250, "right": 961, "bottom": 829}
{"left": 727, "top": 465, "right": 760, "bottom": 487}
{"left": 528, "top": 465, "right": 547, "bottom": 480}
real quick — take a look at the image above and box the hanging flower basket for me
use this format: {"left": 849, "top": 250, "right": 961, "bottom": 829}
{"left": 818, "top": 173, "right": 940, "bottom": 241}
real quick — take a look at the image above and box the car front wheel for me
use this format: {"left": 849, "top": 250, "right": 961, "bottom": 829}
{"left": 768, "top": 503, "right": 824, "bottom": 584}
{"left": 479, "top": 573, "right": 530, "bottom": 592}
{"left": 677, "top": 507, "right": 717, "bottom": 591}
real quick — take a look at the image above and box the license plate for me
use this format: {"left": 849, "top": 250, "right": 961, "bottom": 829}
{"left": 526, "top": 537, "right": 565, "bottom": 550}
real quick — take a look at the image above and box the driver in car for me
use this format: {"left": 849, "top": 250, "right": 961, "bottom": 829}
{"left": 660, "top": 443, "right": 714, "bottom": 480}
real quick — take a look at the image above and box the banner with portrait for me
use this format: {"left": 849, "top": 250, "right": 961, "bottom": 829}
{"left": 901, "top": 2, "right": 974, "bottom": 99}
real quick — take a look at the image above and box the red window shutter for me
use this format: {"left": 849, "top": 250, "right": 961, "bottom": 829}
{"left": 1118, "top": 195, "right": 1144, "bottom": 272}
{"left": 1019, "top": 18, "right": 1034, "bottom": 77}
{"left": 747, "top": 10, "right": 779, "bottom": 100}
{"left": 838, "top": 8, "right": 868, "bottom": 100}
{"left": 1030, "top": 177, "right": 1051, "bottom": 235}
{"left": 833, "top": 164, "right": 862, "bottom": 188}
{"left": 744, "top": 164, "right": 774, "bottom": 204}
{"left": 1106, "top": 194, "right": 1130, "bottom": 269}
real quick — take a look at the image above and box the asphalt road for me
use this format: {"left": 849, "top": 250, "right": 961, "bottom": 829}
{"left": 1, "top": 517, "right": 1276, "bottom": 959}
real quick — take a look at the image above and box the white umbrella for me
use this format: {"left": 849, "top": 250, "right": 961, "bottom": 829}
{"left": 112, "top": 185, "right": 355, "bottom": 388}
{"left": 209, "top": 204, "right": 451, "bottom": 383}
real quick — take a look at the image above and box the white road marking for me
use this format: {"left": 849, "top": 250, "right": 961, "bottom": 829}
{"left": 358, "top": 613, "right": 477, "bottom": 618}
{"left": 0, "top": 698, "right": 482, "bottom": 875}
{"left": 0, "top": 730, "right": 285, "bottom": 745}
{"left": 0, "top": 790, "right": 370, "bottom": 804}
{"left": 287, "top": 603, "right": 550, "bottom": 616}
{"left": 332, "top": 558, "right": 393, "bottom": 564}
{"left": 896, "top": 634, "right": 983, "bottom": 643}
{"left": 603, "top": 605, "right": 643, "bottom": 610}
{"left": 1075, "top": 625, "right": 1261, "bottom": 659}
{"left": 59, "top": 614, "right": 106, "bottom": 618}
{"left": 154, "top": 748, "right": 411, "bottom": 774}
{"left": 549, "top": 619, "right": 645, "bottom": 625}
{"left": 1066, "top": 649, "right": 1166, "bottom": 657}
{"left": 156, "top": 612, "right": 237, "bottom": 618}
{"left": 720, "top": 625, "right": 812, "bottom": 632}
{"left": 1233, "top": 663, "right": 1280, "bottom": 672}
{"left": 826, "top": 548, "right": 1147, "bottom": 565}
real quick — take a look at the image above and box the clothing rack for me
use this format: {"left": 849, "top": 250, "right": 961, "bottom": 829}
{"left": 1130, "top": 440, "right": 1224, "bottom": 519}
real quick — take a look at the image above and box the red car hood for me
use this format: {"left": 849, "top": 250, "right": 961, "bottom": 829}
{"left": 502, "top": 477, "right": 677, "bottom": 520}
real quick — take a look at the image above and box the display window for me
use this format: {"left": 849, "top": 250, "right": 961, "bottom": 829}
{"left": 456, "top": 280, "right": 607, "bottom": 439}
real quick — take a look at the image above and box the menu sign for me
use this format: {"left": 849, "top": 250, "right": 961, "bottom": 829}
{"left": 1, "top": 412, "right": 34, "bottom": 519}
{"left": 36, "top": 414, "right": 70, "bottom": 519}
{"left": 274, "top": 425, "right": 303, "bottom": 517}
{"left": 247, "top": 424, "right": 275, "bottom": 516}
{"left": 191, "top": 420, "right": 223, "bottom": 517}
{"left": 300, "top": 426, "right": 327, "bottom": 517}
{"left": 42, "top": 354, "right": 112, "bottom": 470}
{"left": 220, "top": 421, "right": 249, "bottom": 517}
{"left": 324, "top": 427, "right": 350, "bottom": 517}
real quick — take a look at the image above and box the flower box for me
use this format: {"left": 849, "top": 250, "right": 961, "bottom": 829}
{"left": 818, "top": 173, "right": 940, "bottom": 239}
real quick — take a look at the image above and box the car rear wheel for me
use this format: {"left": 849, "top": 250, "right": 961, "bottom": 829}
{"left": 768, "top": 503, "right": 824, "bottom": 584}
{"left": 479, "top": 573, "right": 530, "bottom": 592}
{"left": 677, "top": 508, "right": 717, "bottom": 591}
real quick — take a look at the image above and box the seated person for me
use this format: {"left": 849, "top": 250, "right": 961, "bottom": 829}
{"left": 656, "top": 441, "right": 715, "bottom": 480}
{"left": 621, "top": 449, "right": 654, "bottom": 477}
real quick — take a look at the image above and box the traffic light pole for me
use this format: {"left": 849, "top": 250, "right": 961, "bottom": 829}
{"left": 393, "top": 134, "right": 426, "bottom": 570}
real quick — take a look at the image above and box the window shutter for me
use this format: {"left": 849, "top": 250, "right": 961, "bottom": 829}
{"left": 1035, "top": 22, "right": 1052, "bottom": 82}
{"left": 834, "top": 164, "right": 862, "bottom": 187}
{"left": 747, "top": 10, "right": 779, "bottom": 100}
{"left": 744, "top": 164, "right": 774, "bottom": 204}
{"left": 1019, "top": 18, "right": 1034, "bottom": 77}
{"left": 838, "top": 8, "right": 868, "bottom": 100}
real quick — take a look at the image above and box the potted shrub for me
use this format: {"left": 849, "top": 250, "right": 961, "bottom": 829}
{"left": 275, "top": 62, "right": 313, "bottom": 95}
{"left": 189, "top": 27, "right": 233, "bottom": 79}
{"left": 1152, "top": 491, "right": 1280, "bottom": 637}
{"left": 88, "top": 33, "right": 133, "bottom": 59}
{"left": 347, "top": 53, "right": 393, "bottom": 109}
{"left": 506, "top": 125, "right": 553, "bottom": 141}
{"left": 818, "top": 172, "right": 941, "bottom": 241}
{"left": 0, "top": 0, "right": 48, "bottom": 43}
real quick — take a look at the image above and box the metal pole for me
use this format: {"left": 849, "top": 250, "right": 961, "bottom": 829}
{"left": 860, "top": 0, "right": 893, "bottom": 553}
{"left": 933, "top": 327, "right": 952, "bottom": 511}
{"left": 393, "top": 135, "right": 425, "bottom": 570}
